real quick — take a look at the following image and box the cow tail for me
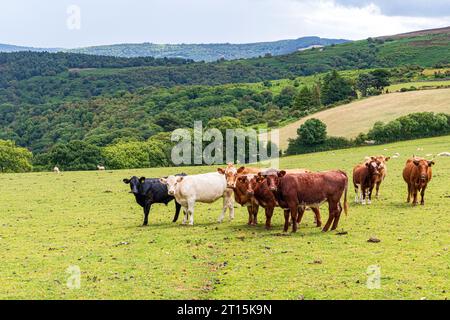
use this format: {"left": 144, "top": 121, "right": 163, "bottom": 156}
{"left": 339, "top": 170, "right": 349, "bottom": 217}
{"left": 344, "top": 179, "right": 349, "bottom": 217}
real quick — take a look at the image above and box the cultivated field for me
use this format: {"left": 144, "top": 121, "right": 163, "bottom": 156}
{"left": 0, "top": 136, "right": 449, "bottom": 300}
{"left": 275, "top": 88, "right": 450, "bottom": 150}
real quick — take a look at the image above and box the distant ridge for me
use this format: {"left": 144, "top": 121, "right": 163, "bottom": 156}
{"left": 0, "top": 43, "right": 60, "bottom": 53}
{"left": 377, "top": 26, "right": 450, "bottom": 40}
{"left": 66, "top": 37, "right": 349, "bottom": 61}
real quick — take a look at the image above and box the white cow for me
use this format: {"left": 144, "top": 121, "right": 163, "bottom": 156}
{"left": 53, "top": 166, "right": 60, "bottom": 174}
{"left": 97, "top": 165, "right": 106, "bottom": 171}
{"left": 160, "top": 172, "right": 234, "bottom": 225}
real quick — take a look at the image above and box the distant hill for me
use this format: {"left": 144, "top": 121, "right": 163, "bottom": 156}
{"left": 0, "top": 43, "right": 59, "bottom": 53}
{"left": 66, "top": 37, "right": 349, "bottom": 61}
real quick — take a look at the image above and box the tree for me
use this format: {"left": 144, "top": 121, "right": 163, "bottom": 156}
{"left": 38, "top": 140, "right": 103, "bottom": 171}
{"left": 321, "top": 70, "right": 356, "bottom": 105}
{"left": 207, "top": 117, "right": 242, "bottom": 131}
{"left": 237, "top": 108, "right": 262, "bottom": 125}
{"left": 297, "top": 119, "right": 327, "bottom": 146}
{"left": 294, "top": 86, "right": 314, "bottom": 111}
{"left": 274, "top": 86, "right": 297, "bottom": 108}
{"left": 0, "top": 140, "right": 32, "bottom": 172}
{"left": 356, "top": 73, "right": 375, "bottom": 97}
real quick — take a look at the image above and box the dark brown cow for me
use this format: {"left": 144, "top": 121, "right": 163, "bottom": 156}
{"left": 365, "top": 155, "right": 390, "bottom": 198}
{"left": 403, "top": 157, "right": 434, "bottom": 206}
{"left": 238, "top": 174, "right": 322, "bottom": 230}
{"left": 353, "top": 158, "right": 382, "bottom": 205}
{"left": 262, "top": 170, "right": 348, "bottom": 233}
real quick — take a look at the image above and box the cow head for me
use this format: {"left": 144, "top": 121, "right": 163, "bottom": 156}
{"left": 217, "top": 163, "right": 245, "bottom": 189}
{"left": 261, "top": 170, "right": 286, "bottom": 192}
{"left": 413, "top": 159, "right": 434, "bottom": 186}
{"left": 123, "top": 176, "right": 142, "bottom": 194}
{"left": 365, "top": 159, "right": 382, "bottom": 178}
{"left": 160, "top": 175, "right": 183, "bottom": 196}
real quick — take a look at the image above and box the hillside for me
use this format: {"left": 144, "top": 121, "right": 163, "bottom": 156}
{"left": 275, "top": 88, "right": 450, "bottom": 150}
{"left": 67, "top": 37, "right": 349, "bottom": 61}
{"left": 0, "top": 43, "right": 59, "bottom": 53}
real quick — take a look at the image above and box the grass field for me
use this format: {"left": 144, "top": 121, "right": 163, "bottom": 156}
{"left": 274, "top": 88, "right": 450, "bottom": 150}
{"left": 387, "top": 80, "right": 450, "bottom": 92}
{"left": 0, "top": 136, "right": 449, "bottom": 300}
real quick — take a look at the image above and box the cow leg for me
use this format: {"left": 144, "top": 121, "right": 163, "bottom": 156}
{"left": 218, "top": 197, "right": 227, "bottom": 223}
{"left": 368, "top": 185, "right": 374, "bottom": 205}
{"left": 361, "top": 187, "right": 367, "bottom": 205}
{"left": 311, "top": 207, "right": 322, "bottom": 227}
{"left": 143, "top": 202, "right": 151, "bottom": 226}
{"left": 228, "top": 193, "right": 235, "bottom": 221}
{"left": 246, "top": 206, "right": 253, "bottom": 225}
{"left": 406, "top": 183, "right": 411, "bottom": 203}
{"left": 322, "top": 202, "right": 335, "bottom": 232}
{"left": 265, "top": 207, "right": 274, "bottom": 230}
{"left": 182, "top": 207, "right": 188, "bottom": 225}
{"left": 296, "top": 207, "right": 305, "bottom": 226}
{"left": 412, "top": 187, "right": 419, "bottom": 206}
{"left": 172, "top": 202, "right": 182, "bottom": 223}
{"left": 420, "top": 186, "right": 427, "bottom": 206}
{"left": 187, "top": 200, "right": 195, "bottom": 225}
{"left": 375, "top": 181, "right": 381, "bottom": 199}
{"left": 290, "top": 205, "right": 298, "bottom": 233}
{"left": 354, "top": 184, "right": 359, "bottom": 203}
{"left": 283, "top": 210, "right": 290, "bottom": 232}
{"left": 252, "top": 204, "right": 258, "bottom": 225}
{"left": 331, "top": 202, "right": 342, "bottom": 231}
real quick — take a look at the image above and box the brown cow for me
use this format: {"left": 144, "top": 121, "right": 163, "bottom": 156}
{"left": 403, "top": 157, "right": 434, "bottom": 206}
{"left": 365, "top": 155, "right": 390, "bottom": 198}
{"left": 238, "top": 173, "right": 322, "bottom": 230}
{"left": 263, "top": 170, "right": 348, "bottom": 233}
{"left": 353, "top": 158, "right": 382, "bottom": 205}
{"left": 217, "top": 164, "right": 261, "bottom": 225}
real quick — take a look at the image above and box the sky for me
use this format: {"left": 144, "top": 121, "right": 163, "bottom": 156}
{"left": 0, "top": 0, "right": 449, "bottom": 48}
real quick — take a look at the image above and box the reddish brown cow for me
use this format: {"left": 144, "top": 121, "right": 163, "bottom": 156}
{"left": 262, "top": 170, "right": 348, "bottom": 233}
{"left": 217, "top": 164, "right": 261, "bottom": 225}
{"left": 403, "top": 157, "right": 434, "bottom": 206}
{"left": 238, "top": 174, "right": 322, "bottom": 230}
{"left": 353, "top": 158, "right": 382, "bottom": 205}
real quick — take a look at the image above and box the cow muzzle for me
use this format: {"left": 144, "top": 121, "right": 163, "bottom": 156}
{"left": 247, "top": 191, "right": 254, "bottom": 196}
{"left": 269, "top": 187, "right": 277, "bottom": 191}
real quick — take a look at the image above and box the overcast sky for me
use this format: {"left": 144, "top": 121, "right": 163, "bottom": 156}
{"left": 1, "top": 0, "right": 449, "bottom": 48}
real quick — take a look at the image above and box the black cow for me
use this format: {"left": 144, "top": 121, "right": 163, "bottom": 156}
{"left": 123, "top": 175, "right": 185, "bottom": 226}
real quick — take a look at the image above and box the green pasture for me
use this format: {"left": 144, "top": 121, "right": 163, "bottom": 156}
{"left": 0, "top": 136, "right": 449, "bottom": 299}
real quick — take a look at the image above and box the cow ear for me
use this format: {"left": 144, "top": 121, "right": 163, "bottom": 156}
{"left": 256, "top": 175, "right": 265, "bottom": 182}
{"left": 278, "top": 170, "right": 286, "bottom": 178}
{"left": 237, "top": 167, "right": 246, "bottom": 174}
{"left": 159, "top": 178, "right": 167, "bottom": 185}
{"left": 413, "top": 160, "right": 420, "bottom": 166}
{"left": 385, "top": 157, "right": 390, "bottom": 162}
{"left": 177, "top": 176, "right": 184, "bottom": 183}
{"left": 123, "top": 179, "right": 130, "bottom": 184}
{"left": 217, "top": 168, "right": 225, "bottom": 175}
{"left": 139, "top": 177, "right": 146, "bottom": 184}
{"left": 365, "top": 162, "right": 370, "bottom": 167}
{"left": 428, "top": 161, "right": 435, "bottom": 167}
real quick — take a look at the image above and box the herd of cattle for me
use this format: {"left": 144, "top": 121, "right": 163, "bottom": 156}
{"left": 122, "top": 156, "right": 434, "bottom": 232}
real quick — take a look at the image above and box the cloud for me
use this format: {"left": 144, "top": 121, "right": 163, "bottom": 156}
{"left": 283, "top": 0, "right": 450, "bottom": 40}
{"left": 334, "top": 0, "right": 450, "bottom": 17}
{"left": 0, "top": 0, "right": 448, "bottom": 47}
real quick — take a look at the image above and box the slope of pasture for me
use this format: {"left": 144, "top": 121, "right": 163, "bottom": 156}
{"left": 276, "top": 88, "right": 450, "bottom": 150}
{"left": 0, "top": 136, "right": 449, "bottom": 300}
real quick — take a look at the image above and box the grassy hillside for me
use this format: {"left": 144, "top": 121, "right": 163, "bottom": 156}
{"left": 68, "top": 37, "right": 349, "bottom": 62}
{"left": 1, "top": 135, "right": 449, "bottom": 299}
{"left": 275, "top": 88, "right": 450, "bottom": 150}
